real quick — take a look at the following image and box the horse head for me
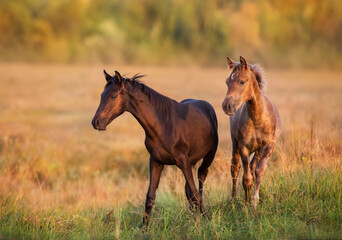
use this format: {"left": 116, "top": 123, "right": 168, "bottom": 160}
{"left": 92, "top": 70, "right": 129, "bottom": 130}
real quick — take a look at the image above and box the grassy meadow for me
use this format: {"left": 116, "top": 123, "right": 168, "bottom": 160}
{"left": 0, "top": 63, "right": 342, "bottom": 239}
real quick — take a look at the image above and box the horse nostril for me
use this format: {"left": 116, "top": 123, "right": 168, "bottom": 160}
{"left": 95, "top": 119, "right": 100, "bottom": 127}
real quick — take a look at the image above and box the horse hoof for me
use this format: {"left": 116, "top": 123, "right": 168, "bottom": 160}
{"left": 139, "top": 221, "right": 149, "bottom": 232}
{"left": 202, "top": 212, "right": 208, "bottom": 219}
{"left": 140, "top": 225, "right": 148, "bottom": 232}
{"left": 251, "top": 194, "right": 259, "bottom": 209}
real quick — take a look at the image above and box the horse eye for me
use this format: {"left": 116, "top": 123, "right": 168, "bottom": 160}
{"left": 111, "top": 95, "right": 116, "bottom": 99}
{"left": 240, "top": 81, "right": 246, "bottom": 85}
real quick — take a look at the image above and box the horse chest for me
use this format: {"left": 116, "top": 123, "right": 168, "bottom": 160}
{"left": 237, "top": 122, "right": 271, "bottom": 151}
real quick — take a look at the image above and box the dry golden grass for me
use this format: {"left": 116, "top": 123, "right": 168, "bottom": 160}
{"left": 0, "top": 63, "right": 341, "bottom": 213}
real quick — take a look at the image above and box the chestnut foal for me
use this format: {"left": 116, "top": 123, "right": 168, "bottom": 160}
{"left": 222, "top": 57, "right": 281, "bottom": 207}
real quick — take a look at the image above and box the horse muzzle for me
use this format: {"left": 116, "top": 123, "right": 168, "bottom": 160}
{"left": 91, "top": 117, "right": 107, "bottom": 131}
{"left": 222, "top": 99, "right": 236, "bottom": 116}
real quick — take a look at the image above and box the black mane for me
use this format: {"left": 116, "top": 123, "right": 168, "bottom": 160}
{"left": 125, "top": 74, "right": 174, "bottom": 118}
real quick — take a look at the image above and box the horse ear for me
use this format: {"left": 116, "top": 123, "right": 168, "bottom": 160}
{"left": 103, "top": 70, "right": 112, "bottom": 82}
{"left": 227, "top": 57, "right": 235, "bottom": 69}
{"left": 240, "top": 56, "right": 248, "bottom": 69}
{"left": 114, "top": 71, "right": 123, "bottom": 84}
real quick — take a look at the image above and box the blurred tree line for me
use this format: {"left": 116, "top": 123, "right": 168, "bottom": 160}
{"left": 0, "top": 0, "right": 341, "bottom": 68}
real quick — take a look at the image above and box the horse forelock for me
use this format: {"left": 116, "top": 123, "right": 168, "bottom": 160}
{"left": 231, "top": 63, "right": 267, "bottom": 92}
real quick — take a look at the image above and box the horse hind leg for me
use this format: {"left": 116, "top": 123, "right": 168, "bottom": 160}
{"left": 197, "top": 152, "right": 214, "bottom": 215}
{"left": 198, "top": 135, "right": 218, "bottom": 212}
{"left": 178, "top": 155, "right": 202, "bottom": 215}
{"left": 252, "top": 143, "right": 276, "bottom": 208}
{"left": 198, "top": 165, "right": 208, "bottom": 205}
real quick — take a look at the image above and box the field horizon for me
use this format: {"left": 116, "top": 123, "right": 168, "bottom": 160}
{"left": 0, "top": 63, "right": 341, "bottom": 239}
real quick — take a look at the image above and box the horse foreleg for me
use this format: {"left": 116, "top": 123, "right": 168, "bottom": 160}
{"left": 250, "top": 150, "right": 262, "bottom": 182}
{"left": 240, "top": 147, "right": 253, "bottom": 203}
{"left": 143, "top": 157, "right": 164, "bottom": 228}
{"left": 231, "top": 143, "right": 241, "bottom": 198}
{"left": 251, "top": 142, "right": 276, "bottom": 208}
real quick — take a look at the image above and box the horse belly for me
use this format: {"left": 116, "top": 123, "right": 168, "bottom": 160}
{"left": 188, "top": 151, "right": 209, "bottom": 165}
{"left": 188, "top": 131, "right": 213, "bottom": 164}
{"left": 145, "top": 140, "right": 176, "bottom": 164}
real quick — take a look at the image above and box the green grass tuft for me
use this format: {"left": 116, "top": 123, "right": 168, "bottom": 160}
{"left": 1, "top": 168, "right": 341, "bottom": 239}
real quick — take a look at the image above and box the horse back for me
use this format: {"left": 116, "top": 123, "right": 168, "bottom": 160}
{"left": 180, "top": 99, "right": 218, "bottom": 131}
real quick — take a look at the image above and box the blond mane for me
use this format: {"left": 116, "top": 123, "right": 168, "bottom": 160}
{"left": 249, "top": 64, "right": 267, "bottom": 93}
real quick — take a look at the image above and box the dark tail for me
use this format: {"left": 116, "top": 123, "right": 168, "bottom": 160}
{"left": 207, "top": 103, "right": 218, "bottom": 152}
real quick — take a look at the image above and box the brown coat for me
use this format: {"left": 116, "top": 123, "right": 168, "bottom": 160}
{"left": 222, "top": 56, "right": 281, "bottom": 207}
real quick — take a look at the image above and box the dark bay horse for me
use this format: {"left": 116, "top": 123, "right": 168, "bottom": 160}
{"left": 92, "top": 70, "right": 218, "bottom": 226}
{"left": 222, "top": 56, "right": 281, "bottom": 207}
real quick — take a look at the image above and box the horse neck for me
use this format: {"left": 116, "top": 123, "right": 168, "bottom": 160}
{"left": 247, "top": 78, "right": 265, "bottom": 124}
{"left": 126, "top": 83, "right": 173, "bottom": 139}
